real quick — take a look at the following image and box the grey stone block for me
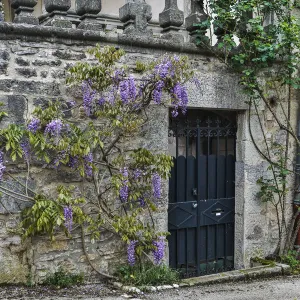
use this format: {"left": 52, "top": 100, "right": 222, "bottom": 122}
{"left": 0, "top": 50, "right": 10, "bottom": 61}
{"left": 0, "top": 61, "right": 8, "bottom": 75}
{"left": 0, "top": 79, "right": 60, "bottom": 96}
{"left": 53, "top": 50, "right": 86, "bottom": 60}
{"left": 119, "top": 1, "right": 152, "bottom": 35}
{"left": 15, "top": 57, "right": 30, "bottom": 66}
{"left": 32, "top": 59, "right": 62, "bottom": 67}
{"left": 76, "top": 0, "right": 101, "bottom": 16}
{"left": 16, "top": 68, "right": 37, "bottom": 78}
{"left": 44, "top": 0, "right": 71, "bottom": 12}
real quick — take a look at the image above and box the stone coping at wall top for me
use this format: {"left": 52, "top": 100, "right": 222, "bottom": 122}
{"left": 0, "top": 22, "right": 214, "bottom": 56}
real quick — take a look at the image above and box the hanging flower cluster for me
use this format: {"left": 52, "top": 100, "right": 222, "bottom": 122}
{"left": 68, "top": 155, "right": 79, "bottom": 169}
{"left": 64, "top": 206, "right": 73, "bottom": 233}
{"left": 171, "top": 82, "right": 189, "bottom": 117}
{"left": 45, "top": 119, "right": 63, "bottom": 137}
{"left": 153, "top": 80, "right": 165, "bottom": 104}
{"left": 127, "top": 240, "right": 138, "bottom": 266}
{"left": 119, "top": 168, "right": 129, "bottom": 202}
{"left": 152, "top": 236, "right": 165, "bottom": 265}
{"left": 52, "top": 150, "right": 68, "bottom": 169}
{"left": 67, "top": 100, "right": 76, "bottom": 107}
{"left": 152, "top": 172, "right": 161, "bottom": 199}
{"left": 154, "top": 59, "right": 174, "bottom": 79}
{"left": 84, "top": 152, "right": 93, "bottom": 177}
{"left": 119, "top": 75, "right": 137, "bottom": 104}
{"left": 0, "top": 151, "right": 5, "bottom": 180}
{"left": 27, "top": 118, "right": 40, "bottom": 133}
{"left": 20, "top": 140, "right": 30, "bottom": 162}
{"left": 82, "top": 81, "right": 96, "bottom": 116}
{"left": 138, "top": 197, "right": 146, "bottom": 207}
{"left": 133, "top": 168, "right": 142, "bottom": 179}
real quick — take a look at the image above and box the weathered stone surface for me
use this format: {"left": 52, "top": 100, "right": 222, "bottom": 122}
{"left": 119, "top": 0, "right": 152, "bottom": 35}
{"left": 76, "top": 0, "right": 101, "bottom": 16}
{"left": 44, "top": 0, "right": 72, "bottom": 28}
{"left": 185, "top": 0, "right": 208, "bottom": 36}
{"left": 0, "top": 26, "right": 296, "bottom": 285}
{"left": 11, "top": 0, "right": 39, "bottom": 25}
{"left": 16, "top": 67, "right": 37, "bottom": 78}
{"left": 0, "top": 61, "right": 8, "bottom": 74}
{"left": 0, "top": 80, "right": 60, "bottom": 96}
{"left": 15, "top": 57, "right": 30, "bottom": 66}
{"left": 159, "top": 0, "right": 184, "bottom": 29}
{"left": 53, "top": 50, "right": 86, "bottom": 60}
{"left": 159, "top": 0, "right": 184, "bottom": 43}
{"left": 44, "top": 0, "right": 71, "bottom": 12}
{"left": 0, "top": 50, "right": 10, "bottom": 61}
{"left": 32, "top": 59, "right": 62, "bottom": 67}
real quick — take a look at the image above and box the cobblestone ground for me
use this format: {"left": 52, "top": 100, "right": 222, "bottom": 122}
{"left": 2, "top": 276, "right": 300, "bottom": 299}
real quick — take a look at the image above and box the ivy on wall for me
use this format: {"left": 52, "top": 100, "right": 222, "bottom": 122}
{"left": 196, "top": 0, "right": 300, "bottom": 255}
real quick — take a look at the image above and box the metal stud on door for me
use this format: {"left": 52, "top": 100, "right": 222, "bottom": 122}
{"left": 168, "top": 110, "right": 236, "bottom": 278}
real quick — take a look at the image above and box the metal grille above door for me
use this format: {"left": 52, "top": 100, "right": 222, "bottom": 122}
{"left": 168, "top": 110, "right": 236, "bottom": 278}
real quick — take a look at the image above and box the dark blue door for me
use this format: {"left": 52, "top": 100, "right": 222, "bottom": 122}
{"left": 168, "top": 110, "right": 236, "bottom": 278}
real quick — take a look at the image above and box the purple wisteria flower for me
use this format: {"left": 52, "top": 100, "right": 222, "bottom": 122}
{"left": 20, "top": 140, "right": 30, "bottom": 162}
{"left": 128, "top": 76, "right": 137, "bottom": 100}
{"left": 98, "top": 97, "right": 105, "bottom": 106}
{"left": 119, "top": 76, "right": 137, "bottom": 104}
{"left": 0, "top": 151, "right": 5, "bottom": 180}
{"left": 68, "top": 155, "right": 79, "bottom": 169}
{"left": 173, "top": 55, "right": 180, "bottom": 62}
{"left": 127, "top": 240, "right": 138, "bottom": 266}
{"left": 153, "top": 80, "right": 165, "bottom": 104}
{"left": 152, "top": 236, "right": 165, "bottom": 265}
{"left": 120, "top": 185, "right": 129, "bottom": 203}
{"left": 82, "top": 81, "right": 96, "bottom": 116}
{"left": 119, "top": 167, "right": 129, "bottom": 202}
{"left": 67, "top": 100, "right": 76, "bottom": 107}
{"left": 64, "top": 206, "right": 73, "bottom": 233}
{"left": 171, "top": 108, "right": 179, "bottom": 118}
{"left": 113, "top": 69, "right": 125, "bottom": 85}
{"left": 155, "top": 59, "right": 173, "bottom": 79}
{"left": 172, "top": 82, "right": 188, "bottom": 115}
{"left": 52, "top": 150, "right": 67, "bottom": 169}
{"left": 45, "top": 119, "right": 63, "bottom": 137}
{"left": 138, "top": 197, "right": 146, "bottom": 207}
{"left": 133, "top": 168, "right": 142, "bottom": 179}
{"left": 27, "top": 118, "right": 40, "bottom": 133}
{"left": 84, "top": 152, "right": 93, "bottom": 177}
{"left": 152, "top": 172, "right": 161, "bottom": 199}
{"left": 119, "top": 80, "right": 129, "bottom": 104}
{"left": 108, "top": 86, "right": 117, "bottom": 104}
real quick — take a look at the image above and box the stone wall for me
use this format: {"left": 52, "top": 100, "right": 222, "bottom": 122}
{"left": 0, "top": 21, "right": 297, "bottom": 283}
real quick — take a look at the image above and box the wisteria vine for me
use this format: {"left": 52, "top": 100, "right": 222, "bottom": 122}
{"left": 0, "top": 46, "right": 198, "bottom": 273}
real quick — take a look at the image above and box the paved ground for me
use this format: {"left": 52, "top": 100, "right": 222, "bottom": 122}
{"left": 2, "top": 276, "right": 300, "bottom": 299}
{"left": 145, "top": 276, "right": 300, "bottom": 300}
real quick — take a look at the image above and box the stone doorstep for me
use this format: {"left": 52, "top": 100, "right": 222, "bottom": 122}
{"left": 112, "top": 263, "right": 291, "bottom": 295}
{"left": 181, "top": 263, "right": 291, "bottom": 287}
